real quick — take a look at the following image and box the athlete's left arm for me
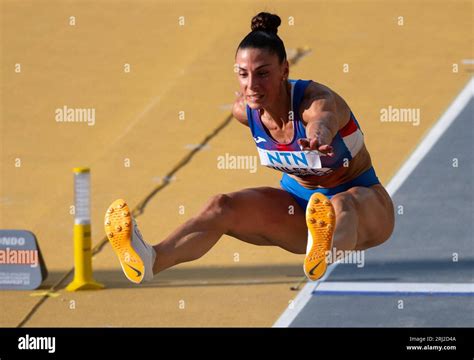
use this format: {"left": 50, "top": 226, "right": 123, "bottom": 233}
{"left": 298, "top": 94, "right": 340, "bottom": 157}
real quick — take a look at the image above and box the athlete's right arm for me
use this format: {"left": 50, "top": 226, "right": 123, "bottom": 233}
{"left": 232, "top": 92, "right": 249, "bottom": 127}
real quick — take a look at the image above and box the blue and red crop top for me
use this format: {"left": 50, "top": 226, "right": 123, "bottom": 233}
{"left": 246, "top": 79, "right": 365, "bottom": 177}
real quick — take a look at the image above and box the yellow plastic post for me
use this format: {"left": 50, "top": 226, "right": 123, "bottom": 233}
{"left": 66, "top": 168, "right": 104, "bottom": 291}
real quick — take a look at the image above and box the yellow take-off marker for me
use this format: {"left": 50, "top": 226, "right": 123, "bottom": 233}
{"left": 66, "top": 168, "right": 104, "bottom": 291}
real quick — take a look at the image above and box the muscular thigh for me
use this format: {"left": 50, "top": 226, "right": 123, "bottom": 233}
{"left": 225, "top": 187, "right": 307, "bottom": 254}
{"left": 344, "top": 184, "right": 395, "bottom": 249}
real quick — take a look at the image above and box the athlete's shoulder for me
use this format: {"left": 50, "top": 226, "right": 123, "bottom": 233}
{"left": 302, "top": 80, "right": 335, "bottom": 104}
{"left": 299, "top": 81, "right": 337, "bottom": 120}
{"left": 300, "top": 80, "right": 350, "bottom": 129}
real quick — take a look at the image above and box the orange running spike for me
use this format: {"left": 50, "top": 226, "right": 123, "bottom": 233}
{"left": 104, "top": 199, "right": 145, "bottom": 284}
{"left": 304, "top": 193, "right": 336, "bottom": 281}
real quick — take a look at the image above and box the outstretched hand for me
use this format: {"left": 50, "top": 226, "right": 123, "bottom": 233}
{"left": 298, "top": 130, "right": 334, "bottom": 157}
{"left": 297, "top": 137, "right": 334, "bottom": 157}
{"left": 298, "top": 123, "right": 335, "bottom": 157}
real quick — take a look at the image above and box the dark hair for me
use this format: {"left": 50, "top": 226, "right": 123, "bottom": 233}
{"left": 236, "top": 12, "right": 287, "bottom": 64}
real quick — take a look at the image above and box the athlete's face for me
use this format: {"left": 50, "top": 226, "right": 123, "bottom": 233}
{"left": 235, "top": 48, "right": 289, "bottom": 110}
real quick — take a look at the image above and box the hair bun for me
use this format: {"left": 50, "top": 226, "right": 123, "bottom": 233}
{"left": 251, "top": 12, "right": 281, "bottom": 34}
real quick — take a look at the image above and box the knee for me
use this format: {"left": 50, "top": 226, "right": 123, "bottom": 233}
{"left": 331, "top": 192, "right": 357, "bottom": 214}
{"left": 366, "top": 226, "right": 393, "bottom": 249}
{"left": 376, "top": 203, "right": 395, "bottom": 246}
{"left": 377, "top": 207, "right": 395, "bottom": 246}
{"left": 358, "top": 207, "right": 395, "bottom": 250}
{"left": 198, "top": 193, "right": 233, "bottom": 226}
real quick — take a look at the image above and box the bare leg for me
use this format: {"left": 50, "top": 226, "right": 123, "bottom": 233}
{"left": 150, "top": 184, "right": 393, "bottom": 276}
{"left": 303, "top": 184, "right": 395, "bottom": 280}
{"left": 330, "top": 184, "right": 395, "bottom": 252}
{"left": 330, "top": 194, "right": 359, "bottom": 251}
{"left": 152, "top": 208, "right": 228, "bottom": 274}
{"left": 152, "top": 188, "right": 308, "bottom": 275}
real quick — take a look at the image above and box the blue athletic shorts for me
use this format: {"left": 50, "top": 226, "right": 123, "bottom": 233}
{"left": 280, "top": 167, "right": 381, "bottom": 210}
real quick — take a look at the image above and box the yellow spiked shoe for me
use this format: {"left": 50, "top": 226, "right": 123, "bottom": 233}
{"left": 304, "top": 193, "right": 336, "bottom": 281}
{"left": 104, "top": 199, "right": 156, "bottom": 284}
